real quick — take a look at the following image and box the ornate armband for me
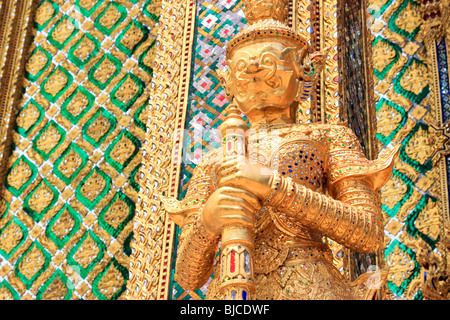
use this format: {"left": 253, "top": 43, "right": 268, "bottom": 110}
{"left": 174, "top": 209, "right": 220, "bottom": 290}
{"left": 264, "top": 174, "right": 383, "bottom": 253}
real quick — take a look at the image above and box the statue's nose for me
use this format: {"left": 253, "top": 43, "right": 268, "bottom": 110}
{"left": 246, "top": 60, "right": 260, "bottom": 74}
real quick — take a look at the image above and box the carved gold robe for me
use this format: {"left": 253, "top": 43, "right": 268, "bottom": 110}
{"left": 164, "top": 123, "right": 398, "bottom": 300}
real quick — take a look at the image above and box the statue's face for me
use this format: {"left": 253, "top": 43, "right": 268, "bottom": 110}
{"left": 226, "top": 41, "right": 299, "bottom": 117}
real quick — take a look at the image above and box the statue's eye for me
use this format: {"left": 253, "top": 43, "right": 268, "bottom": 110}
{"left": 235, "top": 59, "right": 247, "bottom": 72}
{"left": 261, "top": 54, "right": 275, "bottom": 66}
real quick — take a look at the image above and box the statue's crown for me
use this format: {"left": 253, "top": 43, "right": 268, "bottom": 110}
{"left": 242, "top": 0, "right": 289, "bottom": 25}
{"left": 226, "top": 0, "right": 307, "bottom": 59}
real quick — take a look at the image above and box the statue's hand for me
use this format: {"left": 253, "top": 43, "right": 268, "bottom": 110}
{"left": 201, "top": 186, "right": 261, "bottom": 236}
{"left": 218, "top": 155, "right": 275, "bottom": 199}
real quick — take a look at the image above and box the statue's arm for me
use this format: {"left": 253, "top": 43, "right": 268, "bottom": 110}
{"left": 266, "top": 126, "right": 399, "bottom": 254}
{"left": 161, "top": 157, "right": 220, "bottom": 290}
{"left": 174, "top": 208, "right": 219, "bottom": 290}
{"left": 266, "top": 173, "right": 384, "bottom": 253}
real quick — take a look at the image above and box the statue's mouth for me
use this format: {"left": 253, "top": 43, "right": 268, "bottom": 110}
{"left": 246, "top": 102, "right": 289, "bottom": 112}
{"left": 237, "top": 67, "right": 273, "bottom": 83}
{"left": 249, "top": 92, "right": 269, "bottom": 103}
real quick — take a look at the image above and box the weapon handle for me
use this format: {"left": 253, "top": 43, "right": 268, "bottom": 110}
{"left": 218, "top": 103, "right": 256, "bottom": 300}
{"left": 219, "top": 225, "right": 255, "bottom": 300}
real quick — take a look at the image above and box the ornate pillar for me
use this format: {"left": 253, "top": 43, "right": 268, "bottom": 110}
{"left": 125, "top": 0, "right": 197, "bottom": 300}
{"left": 0, "top": 0, "right": 37, "bottom": 193}
{"left": 368, "top": 0, "right": 450, "bottom": 299}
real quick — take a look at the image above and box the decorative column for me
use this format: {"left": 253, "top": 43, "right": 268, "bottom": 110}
{"left": 218, "top": 104, "right": 255, "bottom": 300}
{"left": 125, "top": 0, "right": 197, "bottom": 300}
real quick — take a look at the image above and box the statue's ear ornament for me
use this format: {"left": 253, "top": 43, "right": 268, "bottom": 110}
{"left": 280, "top": 47, "right": 297, "bottom": 60}
{"left": 297, "top": 46, "right": 331, "bottom": 82}
{"left": 294, "top": 46, "right": 331, "bottom": 102}
{"left": 217, "top": 68, "right": 234, "bottom": 100}
{"left": 152, "top": 192, "right": 186, "bottom": 227}
{"left": 309, "top": 46, "right": 331, "bottom": 71}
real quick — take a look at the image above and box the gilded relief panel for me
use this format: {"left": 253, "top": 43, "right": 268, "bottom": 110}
{"left": 0, "top": 0, "right": 161, "bottom": 300}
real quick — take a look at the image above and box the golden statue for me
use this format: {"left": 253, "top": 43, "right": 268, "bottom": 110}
{"left": 159, "top": 0, "right": 399, "bottom": 300}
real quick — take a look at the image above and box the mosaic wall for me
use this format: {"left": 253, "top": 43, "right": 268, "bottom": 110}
{"left": 179, "top": 0, "right": 246, "bottom": 192}
{"left": 0, "top": 0, "right": 448, "bottom": 300}
{"left": 170, "top": 0, "right": 247, "bottom": 301}
{"left": 0, "top": 0, "right": 160, "bottom": 300}
{"left": 340, "top": 0, "right": 371, "bottom": 156}
{"left": 369, "top": 0, "right": 449, "bottom": 299}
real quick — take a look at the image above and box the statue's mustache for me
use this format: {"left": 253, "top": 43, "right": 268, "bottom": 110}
{"left": 236, "top": 65, "right": 276, "bottom": 82}
{"left": 249, "top": 92, "right": 269, "bottom": 102}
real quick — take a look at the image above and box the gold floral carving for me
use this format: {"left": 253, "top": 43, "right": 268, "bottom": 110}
{"left": 418, "top": 0, "right": 450, "bottom": 44}
{"left": 16, "top": 103, "right": 40, "bottom": 133}
{"left": 26, "top": 49, "right": 49, "bottom": 78}
{"left": 65, "top": 91, "right": 89, "bottom": 118}
{"left": 243, "top": 0, "right": 289, "bottom": 24}
{"left": 322, "top": 0, "right": 340, "bottom": 124}
{"left": 34, "top": 1, "right": 56, "bottom": 26}
{"left": 385, "top": 244, "right": 417, "bottom": 288}
{"left": 108, "top": 135, "right": 136, "bottom": 167}
{"left": 35, "top": 125, "right": 62, "bottom": 154}
{"left": 98, "top": 5, "right": 123, "bottom": 30}
{"left": 71, "top": 37, "right": 96, "bottom": 65}
{"left": 49, "top": 207, "right": 76, "bottom": 240}
{"left": 96, "top": 262, "right": 127, "bottom": 300}
{"left": 393, "top": 1, "right": 421, "bottom": 34}
{"left": 293, "top": 0, "right": 314, "bottom": 123}
{"left": 7, "top": 158, "right": 33, "bottom": 191}
{"left": 57, "top": 149, "right": 83, "bottom": 179}
{"left": 0, "top": 0, "right": 36, "bottom": 190}
{"left": 77, "top": 0, "right": 97, "bottom": 14}
{"left": 43, "top": 69, "right": 69, "bottom": 98}
{"left": 373, "top": 40, "right": 397, "bottom": 73}
{"left": 16, "top": 243, "right": 47, "bottom": 279}
{"left": 120, "top": 25, "right": 145, "bottom": 51}
{"left": 399, "top": 60, "right": 429, "bottom": 96}
{"left": 0, "top": 219, "right": 24, "bottom": 255}
{"left": 27, "top": 183, "right": 55, "bottom": 214}
{"left": 92, "top": 59, "right": 118, "bottom": 87}
{"left": 415, "top": 200, "right": 441, "bottom": 241}
{"left": 79, "top": 171, "right": 107, "bottom": 203}
{"left": 380, "top": 174, "right": 408, "bottom": 212}
{"left": 85, "top": 113, "right": 111, "bottom": 143}
{"left": 377, "top": 102, "right": 403, "bottom": 140}
{"left": 40, "top": 276, "right": 68, "bottom": 300}
{"left": 50, "top": 18, "right": 77, "bottom": 44}
{"left": 103, "top": 197, "right": 128, "bottom": 230}
{"left": 114, "top": 78, "right": 141, "bottom": 106}
{"left": 72, "top": 233, "right": 101, "bottom": 269}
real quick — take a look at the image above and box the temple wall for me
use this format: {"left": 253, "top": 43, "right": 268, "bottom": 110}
{"left": 0, "top": 0, "right": 161, "bottom": 299}
{"left": 0, "top": 0, "right": 448, "bottom": 300}
{"left": 368, "top": 0, "right": 449, "bottom": 299}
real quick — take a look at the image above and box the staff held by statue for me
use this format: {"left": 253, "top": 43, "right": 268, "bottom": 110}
{"left": 217, "top": 103, "right": 255, "bottom": 300}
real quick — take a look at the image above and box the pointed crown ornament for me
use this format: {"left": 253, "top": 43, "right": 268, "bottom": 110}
{"left": 242, "top": 0, "right": 290, "bottom": 24}
{"left": 226, "top": 0, "right": 308, "bottom": 59}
